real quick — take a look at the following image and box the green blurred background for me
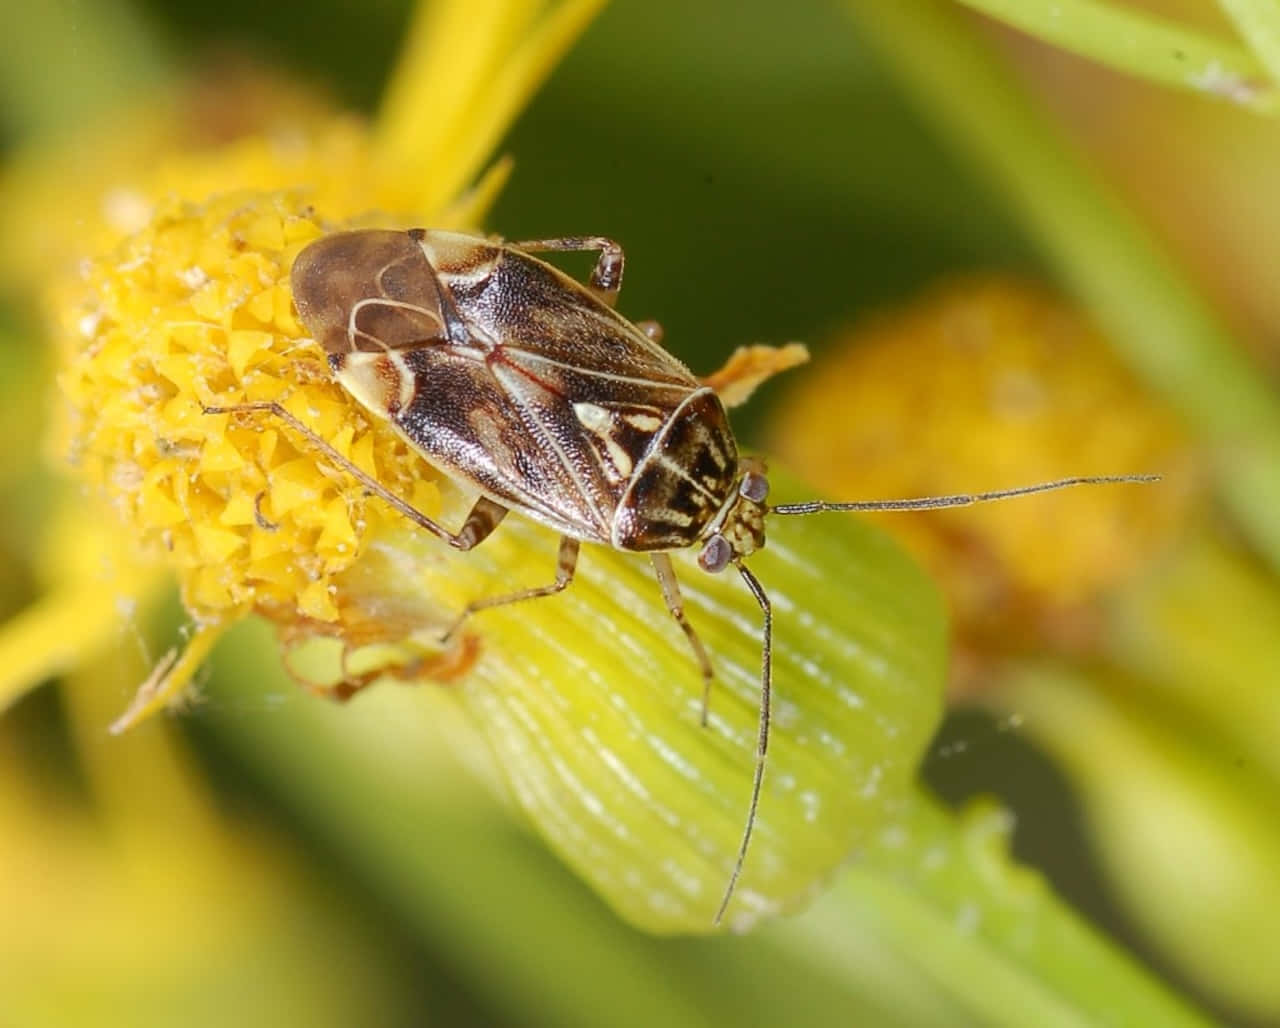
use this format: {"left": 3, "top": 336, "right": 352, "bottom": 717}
{"left": 4, "top": 0, "right": 1276, "bottom": 1025}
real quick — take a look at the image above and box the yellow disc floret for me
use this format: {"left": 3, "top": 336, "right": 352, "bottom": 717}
{"left": 51, "top": 180, "right": 444, "bottom": 628}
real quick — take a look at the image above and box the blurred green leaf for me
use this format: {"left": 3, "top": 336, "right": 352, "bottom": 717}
{"left": 958, "top": 0, "right": 1277, "bottom": 112}
{"left": 1217, "top": 0, "right": 1280, "bottom": 92}
{"left": 997, "top": 661, "right": 1280, "bottom": 1019}
{"left": 0, "top": 0, "right": 168, "bottom": 139}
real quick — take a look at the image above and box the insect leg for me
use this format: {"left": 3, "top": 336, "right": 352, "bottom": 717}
{"left": 441, "top": 535, "right": 581, "bottom": 641}
{"left": 716, "top": 560, "right": 772, "bottom": 926}
{"left": 200, "top": 401, "right": 508, "bottom": 550}
{"left": 634, "top": 320, "right": 664, "bottom": 343}
{"left": 649, "top": 553, "right": 715, "bottom": 726}
{"left": 509, "top": 236, "right": 625, "bottom": 307}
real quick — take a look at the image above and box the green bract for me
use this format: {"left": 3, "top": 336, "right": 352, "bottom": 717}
{"left": 324, "top": 472, "right": 947, "bottom": 932}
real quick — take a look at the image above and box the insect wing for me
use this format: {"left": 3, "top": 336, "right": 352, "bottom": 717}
{"left": 294, "top": 229, "right": 735, "bottom": 544}
{"left": 470, "top": 246, "right": 744, "bottom": 551}
{"left": 394, "top": 344, "right": 616, "bottom": 538}
{"left": 292, "top": 230, "right": 462, "bottom": 354}
{"left": 433, "top": 236, "right": 722, "bottom": 535}
{"left": 446, "top": 235, "right": 698, "bottom": 389}
{"left": 403, "top": 233, "right": 724, "bottom": 542}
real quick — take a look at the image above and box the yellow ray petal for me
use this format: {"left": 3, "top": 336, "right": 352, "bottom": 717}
{"left": 378, "top": 0, "right": 537, "bottom": 165}
{"left": 376, "top": 0, "right": 607, "bottom": 212}
{"left": 439, "top": 155, "right": 515, "bottom": 230}
{"left": 0, "top": 576, "right": 155, "bottom": 713}
{"left": 439, "top": 0, "right": 608, "bottom": 208}
{"left": 109, "top": 622, "right": 226, "bottom": 735}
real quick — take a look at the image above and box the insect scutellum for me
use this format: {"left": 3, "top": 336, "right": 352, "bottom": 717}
{"left": 207, "top": 227, "right": 1158, "bottom": 929}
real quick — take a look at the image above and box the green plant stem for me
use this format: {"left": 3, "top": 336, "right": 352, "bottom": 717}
{"left": 987, "top": 661, "right": 1280, "bottom": 1015}
{"left": 209, "top": 619, "right": 1210, "bottom": 1027}
{"left": 1105, "top": 533, "right": 1280, "bottom": 788}
{"left": 1216, "top": 0, "right": 1280, "bottom": 88}
{"left": 956, "top": 0, "right": 1276, "bottom": 112}
{"left": 846, "top": 0, "right": 1280, "bottom": 578}
{"left": 830, "top": 792, "right": 1212, "bottom": 1028}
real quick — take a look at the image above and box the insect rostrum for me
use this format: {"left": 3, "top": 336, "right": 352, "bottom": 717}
{"left": 218, "top": 227, "right": 1154, "bottom": 926}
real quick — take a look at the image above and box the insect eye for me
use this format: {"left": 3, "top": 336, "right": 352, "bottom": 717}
{"left": 698, "top": 534, "right": 733, "bottom": 573}
{"left": 740, "top": 472, "right": 769, "bottom": 504}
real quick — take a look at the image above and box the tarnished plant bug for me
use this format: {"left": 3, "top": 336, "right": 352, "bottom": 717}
{"left": 205, "top": 228, "right": 1155, "bottom": 924}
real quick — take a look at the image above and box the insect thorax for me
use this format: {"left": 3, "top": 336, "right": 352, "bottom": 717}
{"left": 612, "top": 390, "right": 740, "bottom": 552}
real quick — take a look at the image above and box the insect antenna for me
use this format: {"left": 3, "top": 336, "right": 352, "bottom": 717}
{"left": 716, "top": 559, "right": 773, "bottom": 926}
{"left": 713, "top": 472, "right": 1158, "bottom": 923}
{"left": 769, "top": 474, "right": 1159, "bottom": 516}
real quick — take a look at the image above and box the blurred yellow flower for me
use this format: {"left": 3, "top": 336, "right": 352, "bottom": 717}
{"left": 768, "top": 272, "right": 1280, "bottom": 1017}
{"left": 0, "top": 61, "right": 339, "bottom": 290}
{"left": 0, "top": 652, "right": 419, "bottom": 1028}
{"left": 769, "top": 277, "right": 1200, "bottom": 684}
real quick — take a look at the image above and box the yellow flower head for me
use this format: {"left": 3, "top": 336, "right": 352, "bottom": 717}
{"left": 8, "top": 3, "right": 951, "bottom": 933}
{"left": 54, "top": 181, "right": 448, "bottom": 627}
{"left": 769, "top": 277, "right": 1198, "bottom": 677}
{"left": 37, "top": 87, "right": 517, "bottom": 736}
{"left": 29, "top": 0, "right": 599, "bottom": 726}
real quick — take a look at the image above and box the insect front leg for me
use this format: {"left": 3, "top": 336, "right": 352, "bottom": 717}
{"left": 510, "top": 236, "right": 625, "bottom": 308}
{"left": 199, "top": 401, "right": 509, "bottom": 550}
{"left": 634, "top": 320, "right": 664, "bottom": 343}
{"left": 441, "top": 535, "right": 581, "bottom": 641}
{"left": 650, "top": 553, "right": 716, "bottom": 726}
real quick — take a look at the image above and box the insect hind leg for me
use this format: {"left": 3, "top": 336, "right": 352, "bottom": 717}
{"left": 199, "top": 400, "right": 508, "bottom": 550}
{"left": 510, "top": 236, "right": 625, "bottom": 308}
{"left": 650, "top": 553, "right": 716, "bottom": 726}
{"left": 441, "top": 535, "right": 581, "bottom": 642}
